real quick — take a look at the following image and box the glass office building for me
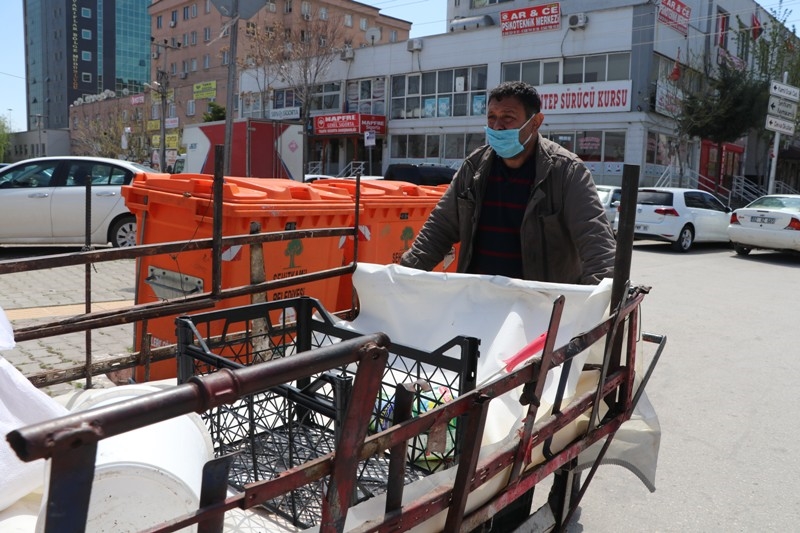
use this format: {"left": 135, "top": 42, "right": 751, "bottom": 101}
{"left": 23, "top": 0, "right": 150, "bottom": 130}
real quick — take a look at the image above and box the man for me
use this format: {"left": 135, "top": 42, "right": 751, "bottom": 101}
{"left": 400, "top": 81, "right": 615, "bottom": 285}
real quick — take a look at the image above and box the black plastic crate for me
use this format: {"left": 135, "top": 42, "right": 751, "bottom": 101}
{"left": 176, "top": 296, "right": 479, "bottom": 528}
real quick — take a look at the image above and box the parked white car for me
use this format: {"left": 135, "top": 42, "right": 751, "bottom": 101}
{"left": 727, "top": 194, "right": 800, "bottom": 255}
{"left": 615, "top": 187, "right": 731, "bottom": 252}
{"left": 595, "top": 185, "right": 622, "bottom": 224}
{"left": 0, "top": 156, "right": 153, "bottom": 247}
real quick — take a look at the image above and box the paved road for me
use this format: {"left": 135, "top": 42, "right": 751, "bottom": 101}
{"left": 565, "top": 242, "right": 800, "bottom": 532}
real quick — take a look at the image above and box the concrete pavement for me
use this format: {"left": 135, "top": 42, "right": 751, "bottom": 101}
{"left": 0, "top": 257, "right": 138, "bottom": 396}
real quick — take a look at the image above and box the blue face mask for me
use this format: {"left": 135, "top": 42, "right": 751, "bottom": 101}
{"left": 484, "top": 114, "right": 536, "bottom": 158}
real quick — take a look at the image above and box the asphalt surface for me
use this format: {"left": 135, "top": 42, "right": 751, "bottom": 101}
{"left": 0, "top": 249, "right": 137, "bottom": 396}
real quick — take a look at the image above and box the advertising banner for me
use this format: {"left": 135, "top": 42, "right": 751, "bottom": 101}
{"left": 537, "top": 80, "right": 633, "bottom": 115}
{"left": 658, "top": 0, "right": 690, "bottom": 36}
{"left": 313, "top": 113, "right": 386, "bottom": 135}
{"left": 193, "top": 81, "right": 217, "bottom": 100}
{"left": 500, "top": 3, "right": 561, "bottom": 36}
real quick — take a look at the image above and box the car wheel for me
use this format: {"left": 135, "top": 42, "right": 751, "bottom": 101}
{"left": 733, "top": 243, "right": 751, "bottom": 256}
{"left": 109, "top": 215, "right": 137, "bottom": 247}
{"left": 671, "top": 225, "right": 694, "bottom": 252}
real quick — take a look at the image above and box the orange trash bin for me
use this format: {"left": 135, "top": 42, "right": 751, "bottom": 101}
{"left": 309, "top": 178, "right": 458, "bottom": 311}
{"left": 122, "top": 174, "right": 355, "bottom": 381}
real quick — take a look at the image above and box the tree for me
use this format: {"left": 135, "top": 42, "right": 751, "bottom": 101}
{"left": 673, "top": 5, "right": 800, "bottom": 192}
{"left": 742, "top": 4, "right": 800, "bottom": 181}
{"left": 70, "top": 97, "right": 151, "bottom": 161}
{"left": 272, "top": 10, "right": 348, "bottom": 172}
{"left": 203, "top": 102, "right": 226, "bottom": 122}
{"left": 0, "top": 115, "right": 11, "bottom": 162}
{"left": 239, "top": 18, "right": 285, "bottom": 118}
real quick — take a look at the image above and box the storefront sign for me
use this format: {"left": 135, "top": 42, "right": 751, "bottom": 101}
{"left": 313, "top": 113, "right": 386, "bottom": 135}
{"left": 130, "top": 94, "right": 145, "bottom": 106}
{"left": 658, "top": 0, "right": 691, "bottom": 36}
{"left": 500, "top": 3, "right": 561, "bottom": 36}
{"left": 537, "top": 80, "right": 632, "bottom": 115}
{"left": 269, "top": 107, "right": 301, "bottom": 120}
{"left": 654, "top": 81, "right": 683, "bottom": 117}
{"left": 359, "top": 114, "right": 386, "bottom": 134}
{"left": 193, "top": 81, "right": 217, "bottom": 100}
{"left": 165, "top": 117, "right": 180, "bottom": 129}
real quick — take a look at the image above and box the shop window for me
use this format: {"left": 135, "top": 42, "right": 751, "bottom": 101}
{"left": 408, "top": 135, "right": 425, "bottom": 158}
{"left": 576, "top": 131, "right": 603, "bottom": 161}
{"left": 444, "top": 134, "right": 465, "bottom": 159}
{"left": 426, "top": 135, "right": 440, "bottom": 157}
{"left": 549, "top": 132, "right": 575, "bottom": 153}
{"left": 604, "top": 131, "right": 626, "bottom": 162}
{"left": 391, "top": 135, "right": 407, "bottom": 158}
{"left": 465, "top": 132, "right": 483, "bottom": 154}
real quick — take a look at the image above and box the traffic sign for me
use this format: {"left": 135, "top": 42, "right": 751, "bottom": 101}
{"left": 768, "top": 96, "right": 798, "bottom": 121}
{"left": 765, "top": 115, "right": 795, "bottom": 135}
{"left": 769, "top": 80, "right": 800, "bottom": 102}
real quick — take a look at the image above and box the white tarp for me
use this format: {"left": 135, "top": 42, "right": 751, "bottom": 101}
{"left": 343, "top": 264, "right": 613, "bottom": 446}
{"left": 0, "top": 307, "right": 70, "bottom": 512}
{"left": 298, "top": 264, "right": 661, "bottom": 532}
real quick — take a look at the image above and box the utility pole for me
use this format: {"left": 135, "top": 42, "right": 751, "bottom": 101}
{"left": 223, "top": 0, "right": 240, "bottom": 176}
{"left": 148, "top": 39, "right": 181, "bottom": 171}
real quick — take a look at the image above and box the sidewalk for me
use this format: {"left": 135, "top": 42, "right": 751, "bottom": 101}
{"left": 0, "top": 258, "right": 138, "bottom": 396}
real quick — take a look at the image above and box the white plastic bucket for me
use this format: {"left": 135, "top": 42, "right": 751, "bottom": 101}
{"left": 36, "top": 384, "right": 214, "bottom": 533}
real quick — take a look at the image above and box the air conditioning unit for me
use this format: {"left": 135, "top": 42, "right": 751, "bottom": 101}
{"left": 568, "top": 13, "right": 588, "bottom": 29}
{"left": 302, "top": 13, "right": 311, "bottom": 21}
{"left": 179, "top": 72, "right": 187, "bottom": 79}
{"left": 152, "top": 51, "right": 160, "bottom": 59}
{"left": 406, "top": 38, "right": 423, "bottom": 52}
{"left": 340, "top": 47, "right": 354, "bottom": 61}
{"left": 169, "top": 20, "right": 176, "bottom": 28}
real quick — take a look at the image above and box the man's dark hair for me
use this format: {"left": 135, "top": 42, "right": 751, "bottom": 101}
{"left": 488, "top": 81, "right": 541, "bottom": 116}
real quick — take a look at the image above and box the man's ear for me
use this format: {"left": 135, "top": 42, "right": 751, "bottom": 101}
{"left": 531, "top": 113, "right": 545, "bottom": 130}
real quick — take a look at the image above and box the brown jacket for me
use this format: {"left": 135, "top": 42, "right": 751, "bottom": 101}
{"left": 400, "top": 136, "right": 616, "bottom": 285}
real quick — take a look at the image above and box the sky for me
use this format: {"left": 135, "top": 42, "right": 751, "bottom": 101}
{"left": 2, "top": 0, "right": 800, "bottom": 133}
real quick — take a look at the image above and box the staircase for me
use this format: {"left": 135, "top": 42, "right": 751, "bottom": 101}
{"left": 337, "top": 161, "right": 367, "bottom": 177}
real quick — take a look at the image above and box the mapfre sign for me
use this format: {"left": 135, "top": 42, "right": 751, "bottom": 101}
{"left": 314, "top": 113, "right": 386, "bottom": 135}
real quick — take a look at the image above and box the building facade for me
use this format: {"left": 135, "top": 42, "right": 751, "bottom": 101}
{"left": 242, "top": 0, "right": 799, "bottom": 194}
{"left": 23, "top": 0, "right": 151, "bottom": 133}
{"left": 140, "top": 0, "right": 411, "bottom": 168}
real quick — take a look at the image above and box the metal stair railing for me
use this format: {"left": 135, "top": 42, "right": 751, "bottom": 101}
{"left": 775, "top": 181, "right": 800, "bottom": 195}
{"left": 730, "top": 175, "right": 764, "bottom": 206}
{"left": 337, "top": 161, "right": 366, "bottom": 177}
{"left": 307, "top": 161, "right": 322, "bottom": 174}
{"left": 654, "top": 163, "right": 702, "bottom": 189}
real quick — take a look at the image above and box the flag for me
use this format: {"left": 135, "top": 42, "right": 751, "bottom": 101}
{"left": 669, "top": 48, "right": 681, "bottom": 82}
{"left": 752, "top": 13, "right": 763, "bottom": 40}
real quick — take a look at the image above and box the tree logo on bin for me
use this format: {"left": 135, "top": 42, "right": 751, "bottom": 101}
{"left": 285, "top": 239, "right": 303, "bottom": 268}
{"left": 400, "top": 226, "right": 415, "bottom": 250}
